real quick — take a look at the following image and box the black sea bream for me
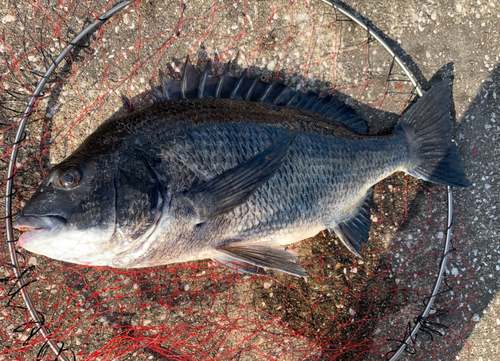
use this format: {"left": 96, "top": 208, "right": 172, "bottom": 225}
{"left": 14, "top": 62, "right": 470, "bottom": 277}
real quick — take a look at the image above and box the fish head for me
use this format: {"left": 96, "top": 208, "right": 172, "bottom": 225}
{"left": 13, "top": 148, "right": 165, "bottom": 267}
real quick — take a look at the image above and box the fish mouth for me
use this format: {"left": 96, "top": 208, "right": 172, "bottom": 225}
{"left": 14, "top": 215, "right": 66, "bottom": 248}
{"left": 13, "top": 215, "right": 65, "bottom": 233}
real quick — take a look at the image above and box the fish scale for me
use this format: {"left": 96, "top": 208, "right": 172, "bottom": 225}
{"left": 127, "top": 111, "right": 405, "bottom": 265}
{"left": 14, "top": 62, "right": 469, "bottom": 276}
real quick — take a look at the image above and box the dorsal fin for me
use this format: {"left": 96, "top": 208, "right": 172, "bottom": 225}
{"left": 320, "top": 99, "right": 367, "bottom": 134}
{"left": 158, "top": 59, "right": 368, "bottom": 134}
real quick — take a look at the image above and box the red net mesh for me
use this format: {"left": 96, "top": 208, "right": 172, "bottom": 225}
{"left": 0, "top": 1, "right": 474, "bottom": 360}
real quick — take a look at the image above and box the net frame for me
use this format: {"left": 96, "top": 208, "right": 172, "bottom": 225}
{"left": 0, "top": 0, "right": 471, "bottom": 360}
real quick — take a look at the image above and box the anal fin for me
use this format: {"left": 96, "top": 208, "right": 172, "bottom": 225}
{"left": 331, "top": 189, "right": 373, "bottom": 257}
{"left": 215, "top": 243, "right": 307, "bottom": 277}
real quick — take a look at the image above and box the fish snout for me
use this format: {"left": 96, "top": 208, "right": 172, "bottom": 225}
{"left": 13, "top": 215, "right": 65, "bottom": 232}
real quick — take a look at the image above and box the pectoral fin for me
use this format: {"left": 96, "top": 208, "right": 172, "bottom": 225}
{"left": 215, "top": 243, "right": 307, "bottom": 277}
{"left": 331, "top": 188, "right": 373, "bottom": 257}
{"left": 184, "top": 130, "right": 298, "bottom": 221}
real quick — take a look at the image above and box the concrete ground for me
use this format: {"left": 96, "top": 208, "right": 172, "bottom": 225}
{"left": 1, "top": 0, "right": 498, "bottom": 359}
{"left": 336, "top": 0, "right": 499, "bottom": 359}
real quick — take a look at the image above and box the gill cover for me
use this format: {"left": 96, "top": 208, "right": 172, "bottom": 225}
{"left": 111, "top": 148, "right": 167, "bottom": 242}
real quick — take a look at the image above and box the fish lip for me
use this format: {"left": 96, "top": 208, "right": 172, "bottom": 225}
{"left": 13, "top": 215, "right": 66, "bottom": 232}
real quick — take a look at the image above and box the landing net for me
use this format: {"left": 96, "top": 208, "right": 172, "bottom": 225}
{"left": 0, "top": 1, "right": 474, "bottom": 359}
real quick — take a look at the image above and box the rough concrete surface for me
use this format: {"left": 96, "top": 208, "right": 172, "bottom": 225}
{"left": 0, "top": 0, "right": 498, "bottom": 360}
{"left": 337, "top": 0, "right": 499, "bottom": 359}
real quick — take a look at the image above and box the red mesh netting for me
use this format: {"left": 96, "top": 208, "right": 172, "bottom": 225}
{"left": 1, "top": 1, "right": 474, "bottom": 360}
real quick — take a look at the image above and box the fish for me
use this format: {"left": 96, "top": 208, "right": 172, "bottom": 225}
{"left": 13, "top": 60, "right": 470, "bottom": 277}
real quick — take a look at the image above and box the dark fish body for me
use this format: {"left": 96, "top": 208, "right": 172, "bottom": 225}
{"left": 14, "top": 63, "right": 470, "bottom": 277}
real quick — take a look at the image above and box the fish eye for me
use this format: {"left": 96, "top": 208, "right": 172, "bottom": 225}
{"left": 57, "top": 166, "right": 82, "bottom": 189}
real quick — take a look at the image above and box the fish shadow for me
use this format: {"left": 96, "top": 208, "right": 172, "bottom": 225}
{"left": 445, "top": 63, "right": 500, "bottom": 351}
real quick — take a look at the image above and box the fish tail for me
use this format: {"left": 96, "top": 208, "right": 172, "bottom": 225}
{"left": 396, "top": 80, "right": 471, "bottom": 187}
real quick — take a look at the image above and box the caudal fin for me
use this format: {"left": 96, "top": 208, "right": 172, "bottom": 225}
{"left": 396, "top": 80, "right": 471, "bottom": 187}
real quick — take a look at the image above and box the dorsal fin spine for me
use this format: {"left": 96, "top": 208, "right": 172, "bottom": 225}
{"left": 285, "top": 91, "right": 299, "bottom": 106}
{"left": 272, "top": 85, "right": 289, "bottom": 105}
{"left": 198, "top": 60, "right": 211, "bottom": 99}
{"left": 244, "top": 77, "right": 259, "bottom": 101}
{"left": 180, "top": 57, "right": 190, "bottom": 99}
{"left": 258, "top": 80, "right": 275, "bottom": 103}
{"left": 160, "top": 73, "right": 170, "bottom": 101}
{"left": 230, "top": 72, "right": 246, "bottom": 99}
